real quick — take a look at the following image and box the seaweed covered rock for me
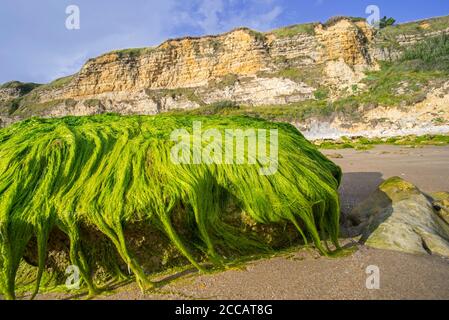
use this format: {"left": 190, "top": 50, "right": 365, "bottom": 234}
{"left": 344, "top": 177, "right": 449, "bottom": 257}
{"left": 21, "top": 202, "right": 302, "bottom": 286}
{"left": 0, "top": 114, "right": 341, "bottom": 299}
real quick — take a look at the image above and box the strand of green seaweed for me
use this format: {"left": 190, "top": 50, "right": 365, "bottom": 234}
{"left": 0, "top": 114, "right": 341, "bottom": 299}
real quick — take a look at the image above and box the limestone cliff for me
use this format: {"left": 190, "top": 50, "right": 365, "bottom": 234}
{"left": 1, "top": 15, "right": 449, "bottom": 139}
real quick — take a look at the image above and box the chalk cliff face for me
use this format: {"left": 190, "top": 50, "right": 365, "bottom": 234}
{"left": 70, "top": 29, "right": 268, "bottom": 93}
{"left": 13, "top": 18, "right": 378, "bottom": 117}
{"left": 61, "top": 19, "right": 374, "bottom": 97}
{"left": 1, "top": 15, "right": 449, "bottom": 138}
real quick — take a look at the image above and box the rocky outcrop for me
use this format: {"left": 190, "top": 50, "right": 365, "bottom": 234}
{"left": 300, "top": 80, "right": 449, "bottom": 140}
{"left": 200, "top": 77, "right": 315, "bottom": 105}
{"left": 344, "top": 177, "right": 449, "bottom": 258}
{"left": 316, "top": 20, "right": 377, "bottom": 87}
{"left": 432, "top": 192, "right": 449, "bottom": 226}
{"left": 69, "top": 29, "right": 268, "bottom": 93}
{"left": 0, "top": 87, "right": 21, "bottom": 102}
{"left": 58, "top": 21, "right": 375, "bottom": 99}
{"left": 0, "top": 81, "right": 40, "bottom": 101}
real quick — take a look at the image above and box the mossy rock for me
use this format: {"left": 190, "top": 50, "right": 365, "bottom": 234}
{"left": 431, "top": 192, "right": 449, "bottom": 226}
{"left": 378, "top": 176, "right": 422, "bottom": 202}
{"left": 345, "top": 177, "right": 449, "bottom": 257}
{"left": 22, "top": 199, "right": 302, "bottom": 285}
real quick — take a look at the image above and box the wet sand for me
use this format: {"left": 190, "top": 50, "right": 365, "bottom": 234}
{"left": 34, "top": 245, "right": 449, "bottom": 300}
{"left": 111, "top": 245, "right": 449, "bottom": 300}
{"left": 33, "top": 145, "right": 449, "bottom": 300}
{"left": 326, "top": 145, "right": 449, "bottom": 214}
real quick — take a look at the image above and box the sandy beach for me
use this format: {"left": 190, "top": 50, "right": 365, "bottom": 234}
{"left": 330, "top": 145, "right": 449, "bottom": 214}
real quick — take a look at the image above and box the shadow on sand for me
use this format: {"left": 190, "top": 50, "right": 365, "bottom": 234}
{"left": 338, "top": 172, "right": 395, "bottom": 245}
{"left": 339, "top": 172, "right": 384, "bottom": 214}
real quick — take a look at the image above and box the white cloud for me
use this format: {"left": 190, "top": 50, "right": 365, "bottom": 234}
{"left": 250, "top": 6, "right": 283, "bottom": 29}
{"left": 49, "top": 50, "right": 89, "bottom": 80}
{"left": 197, "top": 0, "right": 225, "bottom": 33}
{"left": 179, "top": 0, "right": 284, "bottom": 34}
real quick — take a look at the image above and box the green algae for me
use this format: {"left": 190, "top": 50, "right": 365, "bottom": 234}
{"left": 0, "top": 114, "right": 341, "bottom": 299}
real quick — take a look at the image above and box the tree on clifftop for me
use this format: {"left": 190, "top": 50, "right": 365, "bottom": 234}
{"left": 379, "top": 16, "right": 396, "bottom": 28}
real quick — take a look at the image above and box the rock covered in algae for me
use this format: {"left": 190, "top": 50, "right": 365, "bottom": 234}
{"left": 431, "top": 192, "right": 449, "bottom": 225}
{"left": 0, "top": 114, "right": 341, "bottom": 299}
{"left": 345, "top": 177, "right": 449, "bottom": 257}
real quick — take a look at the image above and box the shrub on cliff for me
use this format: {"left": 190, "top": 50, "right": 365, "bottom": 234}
{"left": 379, "top": 16, "right": 396, "bottom": 29}
{"left": 400, "top": 34, "right": 449, "bottom": 72}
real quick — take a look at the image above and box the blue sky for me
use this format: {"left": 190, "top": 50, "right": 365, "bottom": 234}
{"left": 1, "top": 0, "right": 448, "bottom": 84}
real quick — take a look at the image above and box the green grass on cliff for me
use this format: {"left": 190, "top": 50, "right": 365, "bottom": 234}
{"left": 0, "top": 114, "right": 341, "bottom": 299}
{"left": 175, "top": 100, "right": 334, "bottom": 123}
{"left": 379, "top": 15, "right": 449, "bottom": 42}
{"left": 333, "top": 34, "right": 449, "bottom": 110}
{"left": 268, "top": 16, "right": 368, "bottom": 38}
{"left": 110, "top": 47, "right": 156, "bottom": 58}
{"left": 400, "top": 34, "right": 449, "bottom": 72}
{"left": 270, "top": 23, "right": 317, "bottom": 37}
{"left": 44, "top": 75, "right": 74, "bottom": 90}
{"left": 0, "top": 81, "right": 41, "bottom": 93}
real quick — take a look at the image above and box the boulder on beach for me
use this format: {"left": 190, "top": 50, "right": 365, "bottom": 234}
{"left": 344, "top": 177, "right": 449, "bottom": 257}
{"left": 431, "top": 192, "right": 449, "bottom": 225}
